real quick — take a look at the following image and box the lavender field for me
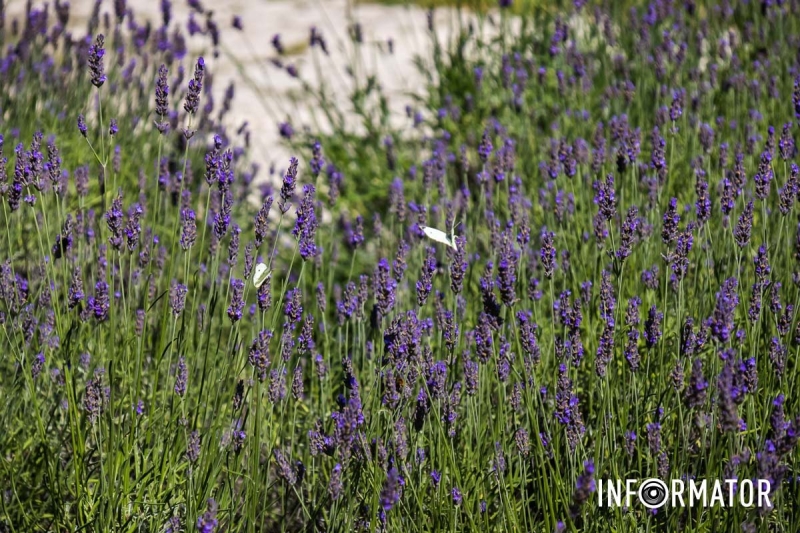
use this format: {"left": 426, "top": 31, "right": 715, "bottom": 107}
{"left": 3, "top": 0, "right": 800, "bottom": 531}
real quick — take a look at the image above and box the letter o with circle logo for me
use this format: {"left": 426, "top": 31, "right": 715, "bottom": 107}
{"left": 638, "top": 479, "right": 669, "bottom": 509}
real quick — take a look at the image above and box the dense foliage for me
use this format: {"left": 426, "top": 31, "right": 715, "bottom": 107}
{"left": 3, "top": 0, "right": 800, "bottom": 532}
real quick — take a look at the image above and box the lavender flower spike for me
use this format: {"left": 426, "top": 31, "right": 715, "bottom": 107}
{"left": 88, "top": 34, "right": 106, "bottom": 87}
{"left": 184, "top": 57, "right": 205, "bottom": 115}
{"left": 155, "top": 64, "right": 170, "bottom": 134}
{"left": 278, "top": 157, "right": 299, "bottom": 214}
{"left": 196, "top": 498, "right": 218, "bottom": 532}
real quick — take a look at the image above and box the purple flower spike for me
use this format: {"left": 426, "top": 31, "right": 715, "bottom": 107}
{"left": 684, "top": 358, "right": 708, "bottom": 409}
{"left": 186, "top": 431, "right": 201, "bottom": 463}
{"left": 570, "top": 460, "right": 596, "bottom": 517}
{"left": 105, "top": 194, "right": 125, "bottom": 251}
{"left": 616, "top": 206, "right": 639, "bottom": 262}
{"left": 196, "top": 498, "right": 218, "bottom": 533}
{"left": 170, "top": 282, "right": 188, "bottom": 316}
{"left": 184, "top": 57, "right": 205, "bottom": 115}
{"left": 451, "top": 487, "right": 463, "bottom": 506}
{"left": 709, "top": 278, "right": 739, "bottom": 344}
{"left": 754, "top": 151, "right": 773, "bottom": 200}
{"left": 293, "top": 184, "right": 318, "bottom": 260}
{"left": 174, "top": 356, "right": 187, "bottom": 396}
{"left": 227, "top": 278, "right": 245, "bottom": 323}
{"left": 88, "top": 34, "right": 106, "bottom": 87}
{"left": 155, "top": 64, "right": 170, "bottom": 133}
{"left": 540, "top": 230, "right": 556, "bottom": 278}
{"left": 734, "top": 201, "right": 754, "bottom": 248}
{"left": 78, "top": 115, "right": 88, "bottom": 137}
{"left": 278, "top": 157, "right": 298, "bottom": 214}
{"left": 272, "top": 34, "right": 284, "bottom": 54}
{"left": 644, "top": 305, "right": 663, "bottom": 348}
{"left": 180, "top": 209, "right": 197, "bottom": 250}
{"left": 31, "top": 352, "right": 45, "bottom": 380}
{"left": 380, "top": 466, "right": 404, "bottom": 511}
{"left": 328, "top": 463, "right": 343, "bottom": 500}
{"left": 416, "top": 247, "right": 437, "bottom": 306}
{"left": 374, "top": 258, "right": 397, "bottom": 321}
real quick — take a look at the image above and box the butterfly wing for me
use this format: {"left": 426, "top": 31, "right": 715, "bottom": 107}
{"left": 253, "top": 263, "right": 269, "bottom": 288}
{"left": 421, "top": 226, "right": 451, "bottom": 246}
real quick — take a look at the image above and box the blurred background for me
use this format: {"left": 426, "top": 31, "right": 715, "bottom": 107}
{"left": 4, "top": 0, "right": 498, "bottom": 188}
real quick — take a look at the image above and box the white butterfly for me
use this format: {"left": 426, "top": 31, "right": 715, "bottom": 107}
{"left": 252, "top": 262, "right": 270, "bottom": 288}
{"left": 420, "top": 221, "right": 458, "bottom": 250}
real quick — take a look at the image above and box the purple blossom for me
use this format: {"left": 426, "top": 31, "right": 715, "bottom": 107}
{"left": 249, "top": 330, "right": 273, "bottom": 381}
{"left": 328, "top": 463, "right": 343, "bottom": 500}
{"left": 125, "top": 203, "right": 143, "bottom": 251}
{"left": 186, "top": 431, "right": 201, "bottom": 463}
{"left": 449, "top": 236, "right": 467, "bottom": 294}
{"left": 380, "top": 466, "right": 404, "bottom": 511}
{"left": 794, "top": 76, "right": 800, "bottom": 120}
{"left": 310, "top": 141, "right": 325, "bottom": 176}
{"left": 68, "top": 267, "right": 84, "bottom": 310}
{"left": 598, "top": 270, "right": 615, "bottom": 325}
{"left": 92, "top": 281, "right": 110, "bottom": 322}
{"left": 643, "top": 305, "right": 663, "bottom": 348}
{"left": 670, "top": 230, "right": 693, "bottom": 279}
{"left": 272, "top": 34, "right": 284, "bottom": 54}
{"left": 779, "top": 164, "right": 798, "bottom": 215}
{"left": 616, "top": 206, "right": 639, "bottom": 261}
{"left": 734, "top": 201, "right": 754, "bottom": 247}
{"left": 88, "top": 34, "right": 106, "bottom": 87}
{"left": 695, "top": 176, "right": 711, "bottom": 225}
{"left": 416, "top": 247, "right": 436, "bottom": 306}
{"left": 754, "top": 151, "right": 773, "bottom": 200}
{"left": 170, "top": 282, "right": 188, "bottom": 316}
{"left": 180, "top": 209, "right": 197, "bottom": 250}
{"left": 105, "top": 194, "right": 124, "bottom": 251}
{"left": 595, "top": 323, "right": 614, "bottom": 377}
{"left": 540, "top": 230, "right": 556, "bottom": 278}
{"left": 196, "top": 498, "right": 218, "bottom": 533}
{"left": 184, "top": 57, "right": 205, "bottom": 115}
{"left": 155, "top": 64, "right": 170, "bottom": 133}
{"left": 227, "top": 278, "right": 245, "bottom": 323}
{"left": 293, "top": 184, "right": 318, "bottom": 260}
{"left": 709, "top": 278, "right": 739, "bottom": 343}
{"left": 570, "top": 460, "right": 596, "bottom": 517}
{"left": 373, "top": 258, "right": 396, "bottom": 321}
{"left": 451, "top": 487, "right": 463, "bottom": 506}
{"left": 754, "top": 245, "right": 771, "bottom": 285}
{"left": 779, "top": 123, "right": 795, "bottom": 160}
{"left": 497, "top": 234, "right": 519, "bottom": 306}
{"left": 31, "top": 352, "right": 45, "bottom": 380}
{"left": 278, "top": 157, "right": 298, "bottom": 214}
{"left": 84, "top": 368, "right": 107, "bottom": 424}
{"left": 174, "top": 356, "right": 187, "bottom": 396}
{"left": 769, "top": 337, "right": 787, "bottom": 376}
{"left": 594, "top": 174, "right": 617, "bottom": 221}
{"left": 684, "top": 358, "right": 708, "bottom": 409}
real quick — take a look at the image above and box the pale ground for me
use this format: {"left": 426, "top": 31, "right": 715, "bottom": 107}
{"left": 5, "top": 0, "right": 499, "bottom": 189}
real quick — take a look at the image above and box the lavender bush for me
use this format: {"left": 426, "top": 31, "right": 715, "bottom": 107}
{"left": 3, "top": 0, "right": 800, "bottom": 532}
